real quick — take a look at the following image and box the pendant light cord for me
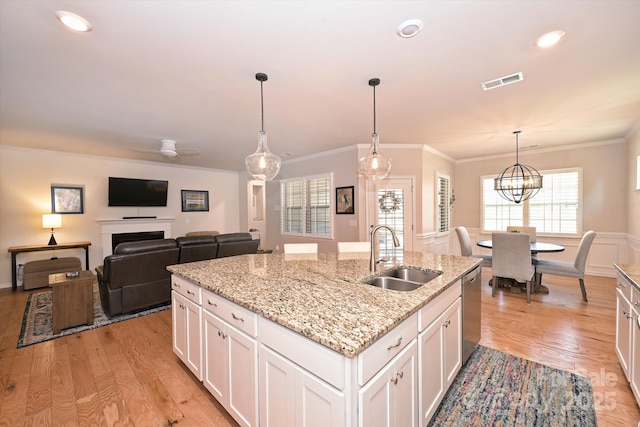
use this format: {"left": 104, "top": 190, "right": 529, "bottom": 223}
{"left": 514, "top": 130, "right": 520, "bottom": 164}
{"left": 372, "top": 84, "right": 377, "bottom": 134}
{"left": 260, "top": 79, "right": 265, "bottom": 132}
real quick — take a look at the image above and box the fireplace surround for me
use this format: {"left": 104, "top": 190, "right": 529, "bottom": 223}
{"left": 98, "top": 218, "right": 173, "bottom": 257}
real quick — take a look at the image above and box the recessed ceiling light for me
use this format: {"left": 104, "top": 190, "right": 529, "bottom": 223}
{"left": 397, "top": 19, "right": 423, "bottom": 38}
{"left": 55, "top": 11, "right": 93, "bottom": 32}
{"left": 535, "top": 30, "right": 565, "bottom": 48}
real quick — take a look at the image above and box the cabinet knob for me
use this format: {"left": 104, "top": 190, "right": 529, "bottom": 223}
{"left": 207, "top": 300, "right": 218, "bottom": 307}
{"left": 232, "top": 313, "right": 245, "bottom": 322}
{"left": 443, "top": 320, "right": 451, "bottom": 328}
{"left": 617, "top": 282, "right": 626, "bottom": 288}
{"left": 624, "top": 310, "right": 632, "bottom": 319}
{"left": 187, "top": 290, "right": 195, "bottom": 296}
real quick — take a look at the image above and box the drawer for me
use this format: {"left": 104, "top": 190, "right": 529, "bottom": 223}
{"left": 418, "top": 283, "right": 461, "bottom": 331}
{"left": 618, "top": 273, "right": 633, "bottom": 303}
{"left": 203, "top": 289, "right": 258, "bottom": 337}
{"left": 259, "top": 317, "right": 345, "bottom": 390}
{"left": 172, "top": 275, "right": 202, "bottom": 304}
{"left": 357, "top": 312, "right": 418, "bottom": 386}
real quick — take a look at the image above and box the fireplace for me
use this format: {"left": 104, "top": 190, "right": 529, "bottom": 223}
{"left": 112, "top": 231, "right": 164, "bottom": 252}
{"left": 98, "top": 218, "right": 174, "bottom": 257}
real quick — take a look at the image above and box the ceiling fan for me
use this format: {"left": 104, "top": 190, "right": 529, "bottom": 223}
{"left": 132, "top": 139, "right": 200, "bottom": 160}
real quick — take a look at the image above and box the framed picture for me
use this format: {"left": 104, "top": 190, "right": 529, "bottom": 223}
{"left": 336, "top": 186, "right": 354, "bottom": 214}
{"left": 51, "top": 185, "right": 84, "bottom": 214}
{"left": 181, "top": 190, "right": 209, "bottom": 212}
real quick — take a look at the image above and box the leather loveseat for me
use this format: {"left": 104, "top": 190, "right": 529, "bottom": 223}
{"left": 96, "top": 239, "right": 179, "bottom": 318}
{"left": 96, "top": 232, "right": 259, "bottom": 317}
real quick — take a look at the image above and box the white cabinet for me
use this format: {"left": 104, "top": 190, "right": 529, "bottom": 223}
{"left": 418, "top": 286, "right": 462, "bottom": 425}
{"left": 260, "top": 345, "right": 345, "bottom": 427}
{"left": 616, "top": 277, "right": 632, "bottom": 380}
{"left": 615, "top": 271, "right": 640, "bottom": 407}
{"left": 172, "top": 276, "right": 202, "bottom": 380}
{"left": 202, "top": 290, "right": 258, "bottom": 427}
{"left": 359, "top": 340, "right": 418, "bottom": 427}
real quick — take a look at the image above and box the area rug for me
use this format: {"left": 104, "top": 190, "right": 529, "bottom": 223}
{"left": 429, "top": 345, "right": 597, "bottom": 426}
{"left": 17, "top": 284, "right": 170, "bottom": 348}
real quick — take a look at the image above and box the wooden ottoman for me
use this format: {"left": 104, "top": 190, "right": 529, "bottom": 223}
{"left": 48, "top": 271, "right": 95, "bottom": 333}
{"left": 23, "top": 257, "right": 82, "bottom": 290}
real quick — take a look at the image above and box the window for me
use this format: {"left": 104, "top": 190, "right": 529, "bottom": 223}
{"left": 481, "top": 168, "right": 581, "bottom": 234}
{"left": 436, "top": 173, "right": 451, "bottom": 233}
{"left": 281, "top": 174, "right": 332, "bottom": 238}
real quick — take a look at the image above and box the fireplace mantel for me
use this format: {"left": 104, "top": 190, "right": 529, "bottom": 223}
{"left": 98, "top": 218, "right": 174, "bottom": 257}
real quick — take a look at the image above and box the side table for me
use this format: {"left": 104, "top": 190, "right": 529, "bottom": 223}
{"left": 48, "top": 271, "right": 95, "bottom": 333}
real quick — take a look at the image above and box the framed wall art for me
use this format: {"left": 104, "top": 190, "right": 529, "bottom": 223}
{"left": 336, "top": 186, "right": 354, "bottom": 214}
{"left": 51, "top": 185, "right": 84, "bottom": 214}
{"left": 181, "top": 190, "right": 209, "bottom": 212}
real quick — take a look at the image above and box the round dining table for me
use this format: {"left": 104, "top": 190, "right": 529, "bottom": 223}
{"left": 476, "top": 240, "right": 565, "bottom": 293}
{"left": 476, "top": 240, "right": 565, "bottom": 253}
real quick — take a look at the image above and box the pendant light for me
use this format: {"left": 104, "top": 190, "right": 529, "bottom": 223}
{"left": 494, "top": 131, "right": 543, "bottom": 204}
{"left": 359, "top": 78, "right": 391, "bottom": 181}
{"left": 245, "top": 73, "right": 281, "bottom": 181}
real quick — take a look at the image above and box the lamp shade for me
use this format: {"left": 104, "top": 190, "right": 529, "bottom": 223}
{"left": 358, "top": 133, "right": 391, "bottom": 181}
{"left": 245, "top": 131, "right": 281, "bottom": 181}
{"left": 42, "top": 214, "right": 62, "bottom": 229}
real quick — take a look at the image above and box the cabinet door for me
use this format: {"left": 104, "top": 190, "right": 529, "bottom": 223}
{"left": 184, "top": 297, "right": 202, "bottom": 380}
{"left": 259, "top": 345, "right": 296, "bottom": 427}
{"left": 442, "top": 298, "right": 462, "bottom": 388}
{"left": 616, "top": 287, "right": 632, "bottom": 380}
{"left": 203, "top": 310, "right": 227, "bottom": 402}
{"left": 391, "top": 340, "right": 417, "bottom": 427}
{"left": 227, "top": 325, "right": 258, "bottom": 427}
{"left": 631, "top": 307, "right": 640, "bottom": 403}
{"left": 296, "top": 366, "right": 345, "bottom": 427}
{"left": 419, "top": 313, "right": 445, "bottom": 426}
{"left": 172, "top": 291, "right": 187, "bottom": 361}
{"left": 360, "top": 341, "right": 417, "bottom": 427}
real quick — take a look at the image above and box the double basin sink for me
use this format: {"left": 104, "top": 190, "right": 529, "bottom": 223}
{"left": 363, "top": 267, "right": 442, "bottom": 292}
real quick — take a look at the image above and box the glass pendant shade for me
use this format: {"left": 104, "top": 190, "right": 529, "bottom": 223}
{"left": 494, "top": 131, "right": 542, "bottom": 204}
{"left": 359, "top": 133, "right": 391, "bottom": 181}
{"left": 359, "top": 77, "right": 391, "bottom": 181}
{"left": 245, "top": 72, "right": 281, "bottom": 181}
{"left": 245, "top": 131, "right": 281, "bottom": 181}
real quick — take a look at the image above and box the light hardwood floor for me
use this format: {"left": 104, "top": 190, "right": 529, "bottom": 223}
{"left": 1, "top": 271, "right": 639, "bottom": 426}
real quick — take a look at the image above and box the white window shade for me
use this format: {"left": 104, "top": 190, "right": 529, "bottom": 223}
{"left": 281, "top": 174, "right": 332, "bottom": 238}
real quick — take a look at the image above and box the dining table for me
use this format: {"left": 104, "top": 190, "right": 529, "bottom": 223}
{"left": 476, "top": 239, "right": 565, "bottom": 293}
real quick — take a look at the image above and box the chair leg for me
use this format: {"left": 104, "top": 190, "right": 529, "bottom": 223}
{"left": 526, "top": 280, "right": 531, "bottom": 304}
{"left": 579, "top": 278, "right": 588, "bottom": 302}
{"left": 492, "top": 276, "right": 497, "bottom": 297}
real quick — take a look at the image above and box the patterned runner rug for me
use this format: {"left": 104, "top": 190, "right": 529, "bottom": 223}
{"left": 429, "top": 345, "right": 597, "bottom": 426}
{"left": 17, "top": 283, "right": 170, "bottom": 348}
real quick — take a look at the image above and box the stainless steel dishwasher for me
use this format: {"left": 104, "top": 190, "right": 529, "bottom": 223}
{"left": 462, "top": 265, "right": 482, "bottom": 364}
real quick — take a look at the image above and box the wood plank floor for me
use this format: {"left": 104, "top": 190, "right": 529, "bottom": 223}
{"left": 1, "top": 271, "right": 639, "bottom": 426}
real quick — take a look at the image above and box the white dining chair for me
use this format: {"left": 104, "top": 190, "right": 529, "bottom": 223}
{"left": 283, "top": 243, "right": 318, "bottom": 254}
{"left": 491, "top": 232, "right": 535, "bottom": 303}
{"left": 455, "top": 226, "right": 492, "bottom": 267}
{"left": 534, "top": 230, "right": 596, "bottom": 302}
{"left": 337, "top": 241, "right": 370, "bottom": 253}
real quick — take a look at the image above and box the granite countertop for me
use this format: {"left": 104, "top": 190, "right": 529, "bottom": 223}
{"left": 167, "top": 251, "right": 480, "bottom": 358}
{"left": 615, "top": 263, "right": 640, "bottom": 289}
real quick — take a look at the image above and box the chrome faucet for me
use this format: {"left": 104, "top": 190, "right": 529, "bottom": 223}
{"left": 370, "top": 225, "right": 400, "bottom": 272}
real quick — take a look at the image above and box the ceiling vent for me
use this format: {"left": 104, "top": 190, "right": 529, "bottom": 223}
{"left": 481, "top": 72, "right": 523, "bottom": 90}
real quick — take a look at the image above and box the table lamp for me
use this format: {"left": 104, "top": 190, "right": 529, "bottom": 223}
{"left": 42, "top": 213, "right": 62, "bottom": 245}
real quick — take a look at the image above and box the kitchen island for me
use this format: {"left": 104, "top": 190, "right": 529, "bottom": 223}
{"left": 168, "top": 252, "right": 481, "bottom": 427}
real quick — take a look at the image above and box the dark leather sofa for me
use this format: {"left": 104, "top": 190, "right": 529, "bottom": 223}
{"left": 96, "top": 232, "right": 259, "bottom": 317}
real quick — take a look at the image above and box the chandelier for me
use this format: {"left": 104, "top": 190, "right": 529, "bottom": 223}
{"left": 494, "top": 131, "right": 542, "bottom": 204}
{"left": 358, "top": 78, "right": 391, "bottom": 181}
{"left": 245, "top": 73, "right": 281, "bottom": 181}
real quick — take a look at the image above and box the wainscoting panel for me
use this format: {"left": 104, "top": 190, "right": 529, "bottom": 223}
{"left": 449, "top": 229, "right": 629, "bottom": 278}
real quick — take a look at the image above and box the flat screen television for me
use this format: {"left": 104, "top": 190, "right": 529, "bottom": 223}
{"left": 108, "top": 177, "right": 169, "bottom": 207}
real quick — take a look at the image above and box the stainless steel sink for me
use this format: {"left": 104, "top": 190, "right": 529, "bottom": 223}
{"left": 367, "top": 276, "right": 423, "bottom": 292}
{"left": 363, "top": 267, "right": 442, "bottom": 292}
{"left": 382, "top": 267, "right": 441, "bottom": 284}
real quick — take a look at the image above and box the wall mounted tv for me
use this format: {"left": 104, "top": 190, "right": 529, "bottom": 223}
{"left": 108, "top": 177, "right": 169, "bottom": 207}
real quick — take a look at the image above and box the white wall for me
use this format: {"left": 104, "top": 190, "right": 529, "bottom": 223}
{"left": 627, "top": 127, "right": 640, "bottom": 263}
{"left": 0, "top": 146, "right": 241, "bottom": 289}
